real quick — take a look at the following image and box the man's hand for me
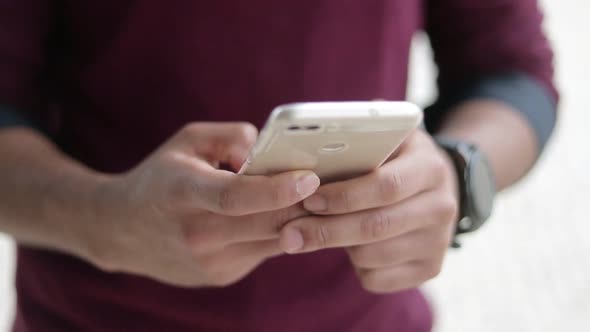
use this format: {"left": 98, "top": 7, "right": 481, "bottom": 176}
{"left": 279, "top": 130, "right": 458, "bottom": 293}
{"left": 86, "top": 123, "right": 320, "bottom": 287}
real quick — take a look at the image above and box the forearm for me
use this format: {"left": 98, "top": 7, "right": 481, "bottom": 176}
{"left": 435, "top": 99, "right": 539, "bottom": 190}
{"left": 0, "top": 127, "right": 110, "bottom": 256}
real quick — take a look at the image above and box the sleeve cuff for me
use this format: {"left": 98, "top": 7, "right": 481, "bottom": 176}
{"left": 425, "top": 72, "right": 558, "bottom": 153}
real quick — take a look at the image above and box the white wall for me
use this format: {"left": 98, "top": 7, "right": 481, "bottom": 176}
{"left": 1, "top": 0, "right": 589, "bottom": 331}
{"left": 0, "top": 235, "right": 14, "bottom": 332}
{"left": 417, "top": 1, "right": 590, "bottom": 331}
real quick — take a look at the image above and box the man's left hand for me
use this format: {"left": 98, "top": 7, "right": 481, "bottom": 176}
{"left": 279, "top": 130, "right": 459, "bottom": 293}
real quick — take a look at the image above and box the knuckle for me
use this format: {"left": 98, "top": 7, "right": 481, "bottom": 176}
{"left": 350, "top": 245, "right": 393, "bottom": 268}
{"left": 421, "top": 260, "right": 443, "bottom": 280}
{"left": 376, "top": 243, "right": 400, "bottom": 265}
{"left": 436, "top": 194, "right": 459, "bottom": 223}
{"left": 427, "top": 222, "right": 453, "bottom": 250}
{"left": 359, "top": 270, "right": 388, "bottom": 293}
{"left": 378, "top": 168, "right": 404, "bottom": 199}
{"left": 315, "top": 223, "right": 331, "bottom": 248}
{"left": 233, "top": 122, "right": 258, "bottom": 141}
{"left": 180, "top": 123, "right": 201, "bottom": 138}
{"left": 432, "top": 154, "right": 448, "bottom": 176}
{"left": 337, "top": 189, "right": 354, "bottom": 210}
{"left": 360, "top": 211, "right": 392, "bottom": 241}
{"left": 347, "top": 246, "right": 365, "bottom": 264}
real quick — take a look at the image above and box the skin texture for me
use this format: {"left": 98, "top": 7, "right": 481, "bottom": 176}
{"left": 278, "top": 129, "right": 459, "bottom": 293}
{"left": 0, "top": 123, "right": 321, "bottom": 287}
{"left": 0, "top": 99, "right": 538, "bottom": 291}
{"left": 278, "top": 99, "right": 539, "bottom": 293}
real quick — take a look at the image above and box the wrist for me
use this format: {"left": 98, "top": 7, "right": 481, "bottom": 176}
{"left": 79, "top": 173, "right": 131, "bottom": 268}
{"left": 41, "top": 170, "right": 122, "bottom": 264}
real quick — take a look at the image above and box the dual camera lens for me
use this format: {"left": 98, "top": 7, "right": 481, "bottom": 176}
{"left": 287, "top": 125, "right": 321, "bottom": 131}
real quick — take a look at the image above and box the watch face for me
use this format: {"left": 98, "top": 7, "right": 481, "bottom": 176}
{"left": 467, "top": 152, "right": 496, "bottom": 222}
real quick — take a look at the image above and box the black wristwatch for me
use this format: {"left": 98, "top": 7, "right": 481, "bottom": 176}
{"left": 435, "top": 137, "right": 496, "bottom": 247}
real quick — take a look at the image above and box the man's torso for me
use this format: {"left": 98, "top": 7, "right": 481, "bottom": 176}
{"left": 14, "top": 1, "right": 432, "bottom": 331}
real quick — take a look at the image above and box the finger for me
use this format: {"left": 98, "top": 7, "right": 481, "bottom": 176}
{"left": 173, "top": 122, "right": 258, "bottom": 168}
{"left": 189, "top": 169, "right": 320, "bottom": 216}
{"left": 356, "top": 260, "right": 442, "bottom": 294}
{"left": 347, "top": 225, "right": 452, "bottom": 269}
{"left": 302, "top": 141, "right": 443, "bottom": 215}
{"left": 280, "top": 190, "right": 453, "bottom": 253}
{"left": 225, "top": 204, "right": 310, "bottom": 243}
{"left": 189, "top": 204, "right": 310, "bottom": 248}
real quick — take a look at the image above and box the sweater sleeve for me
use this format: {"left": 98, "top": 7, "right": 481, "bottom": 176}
{"left": 423, "top": 0, "right": 558, "bottom": 150}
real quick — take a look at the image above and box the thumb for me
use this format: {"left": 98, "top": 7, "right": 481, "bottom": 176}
{"left": 173, "top": 122, "right": 258, "bottom": 168}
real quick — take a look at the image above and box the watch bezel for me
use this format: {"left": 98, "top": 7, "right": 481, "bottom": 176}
{"left": 435, "top": 137, "right": 496, "bottom": 234}
{"left": 460, "top": 147, "right": 496, "bottom": 233}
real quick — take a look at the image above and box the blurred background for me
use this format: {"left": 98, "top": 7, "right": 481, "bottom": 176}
{"left": 1, "top": 0, "right": 589, "bottom": 331}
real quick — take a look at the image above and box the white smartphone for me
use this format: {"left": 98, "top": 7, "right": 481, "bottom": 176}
{"left": 239, "top": 101, "right": 423, "bottom": 183}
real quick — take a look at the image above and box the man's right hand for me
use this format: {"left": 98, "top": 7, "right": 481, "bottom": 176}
{"left": 84, "top": 123, "right": 320, "bottom": 287}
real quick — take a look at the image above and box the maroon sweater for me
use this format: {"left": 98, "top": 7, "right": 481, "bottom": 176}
{"left": 1, "top": 1, "right": 554, "bottom": 331}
